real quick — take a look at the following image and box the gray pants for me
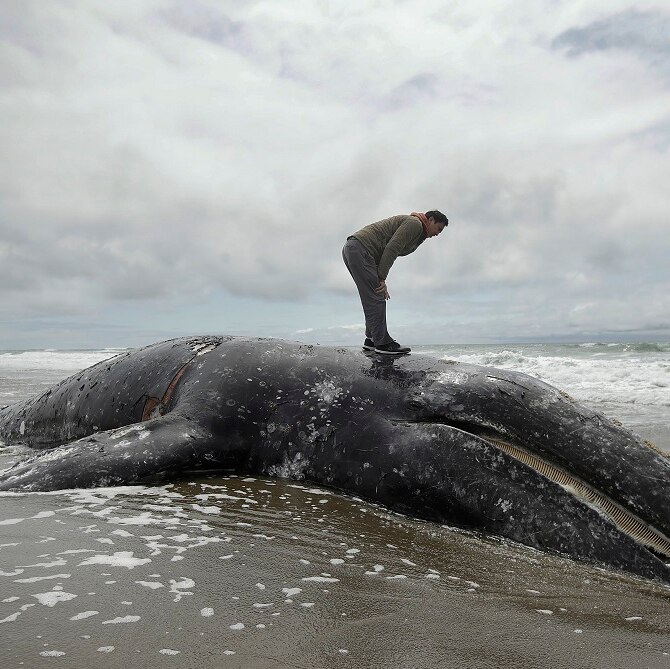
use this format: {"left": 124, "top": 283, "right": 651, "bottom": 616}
{"left": 342, "top": 238, "right": 392, "bottom": 346}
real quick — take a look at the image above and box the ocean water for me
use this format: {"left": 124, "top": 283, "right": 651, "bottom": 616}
{"left": 0, "top": 342, "right": 669, "bottom": 667}
{"left": 416, "top": 342, "right": 670, "bottom": 454}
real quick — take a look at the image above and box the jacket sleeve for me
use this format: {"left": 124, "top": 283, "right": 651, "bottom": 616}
{"left": 377, "top": 219, "right": 423, "bottom": 280}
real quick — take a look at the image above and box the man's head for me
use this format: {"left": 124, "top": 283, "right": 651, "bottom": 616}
{"left": 425, "top": 210, "right": 448, "bottom": 238}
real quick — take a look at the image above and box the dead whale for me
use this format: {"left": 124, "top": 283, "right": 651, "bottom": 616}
{"left": 1, "top": 336, "right": 669, "bottom": 582}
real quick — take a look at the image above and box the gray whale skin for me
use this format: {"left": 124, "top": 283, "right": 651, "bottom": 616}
{"left": 1, "top": 336, "right": 669, "bottom": 583}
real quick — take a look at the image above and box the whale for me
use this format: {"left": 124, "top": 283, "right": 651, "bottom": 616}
{"left": 1, "top": 335, "right": 669, "bottom": 583}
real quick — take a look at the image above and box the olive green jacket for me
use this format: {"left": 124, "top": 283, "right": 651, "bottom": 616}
{"left": 351, "top": 215, "right": 426, "bottom": 280}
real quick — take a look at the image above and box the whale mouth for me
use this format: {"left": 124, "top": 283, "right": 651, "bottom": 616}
{"left": 481, "top": 436, "right": 670, "bottom": 560}
{"left": 399, "top": 417, "right": 670, "bottom": 560}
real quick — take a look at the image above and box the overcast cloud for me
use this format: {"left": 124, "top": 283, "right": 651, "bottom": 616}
{"left": 1, "top": 0, "right": 669, "bottom": 348}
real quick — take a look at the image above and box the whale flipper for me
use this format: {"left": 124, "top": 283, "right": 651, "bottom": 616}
{"left": 0, "top": 415, "right": 213, "bottom": 492}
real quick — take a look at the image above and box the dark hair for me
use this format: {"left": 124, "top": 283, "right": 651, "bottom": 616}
{"left": 426, "top": 210, "right": 448, "bottom": 226}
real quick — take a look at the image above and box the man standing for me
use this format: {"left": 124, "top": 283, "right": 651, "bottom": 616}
{"left": 342, "top": 210, "right": 449, "bottom": 355}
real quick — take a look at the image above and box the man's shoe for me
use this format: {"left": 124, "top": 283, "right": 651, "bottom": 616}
{"left": 374, "top": 341, "right": 411, "bottom": 355}
{"left": 363, "top": 338, "right": 375, "bottom": 350}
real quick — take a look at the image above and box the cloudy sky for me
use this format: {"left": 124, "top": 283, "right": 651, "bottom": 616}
{"left": 1, "top": 1, "right": 669, "bottom": 349}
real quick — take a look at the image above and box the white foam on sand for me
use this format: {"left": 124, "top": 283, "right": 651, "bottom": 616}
{"left": 102, "top": 615, "right": 141, "bottom": 624}
{"left": 0, "top": 612, "right": 22, "bottom": 624}
{"left": 32, "top": 591, "right": 77, "bottom": 607}
{"left": 282, "top": 587, "right": 302, "bottom": 597}
{"left": 169, "top": 577, "right": 195, "bottom": 601}
{"left": 17, "top": 558, "right": 67, "bottom": 568}
{"left": 15, "top": 573, "right": 71, "bottom": 583}
{"left": 135, "top": 580, "right": 163, "bottom": 589}
{"left": 78, "top": 551, "right": 151, "bottom": 568}
{"left": 70, "top": 611, "right": 99, "bottom": 620}
{"left": 192, "top": 504, "right": 220, "bottom": 514}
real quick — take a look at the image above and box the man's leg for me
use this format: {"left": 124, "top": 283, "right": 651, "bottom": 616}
{"left": 342, "top": 239, "right": 391, "bottom": 346}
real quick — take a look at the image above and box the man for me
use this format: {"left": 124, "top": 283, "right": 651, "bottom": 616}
{"left": 342, "top": 210, "right": 449, "bottom": 355}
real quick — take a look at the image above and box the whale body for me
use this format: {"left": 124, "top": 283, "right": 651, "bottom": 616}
{"left": 1, "top": 336, "right": 669, "bottom": 582}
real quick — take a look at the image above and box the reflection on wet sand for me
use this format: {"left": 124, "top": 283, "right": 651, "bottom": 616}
{"left": 1, "top": 476, "right": 668, "bottom": 668}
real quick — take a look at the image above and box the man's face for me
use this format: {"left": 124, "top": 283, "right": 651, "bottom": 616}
{"left": 426, "top": 217, "right": 447, "bottom": 238}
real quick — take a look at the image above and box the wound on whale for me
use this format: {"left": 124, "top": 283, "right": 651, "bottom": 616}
{"left": 1, "top": 335, "right": 669, "bottom": 583}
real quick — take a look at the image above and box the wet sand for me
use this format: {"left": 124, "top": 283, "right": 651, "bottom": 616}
{"left": 1, "top": 476, "right": 668, "bottom": 668}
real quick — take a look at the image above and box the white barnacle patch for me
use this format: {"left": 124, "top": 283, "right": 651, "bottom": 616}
{"left": 312, "top": 379, "right": 343, "bottom": 405}
{"left": 305, "top": 422, "right": 321, "bottom": 443}
{"left": 495, "top": 498, "right": 513, "bottom": 513}
{"left": 266, "top": 452, "right": 309, "bottom": 480}
{"left": 435, "top": 370, "right": 470, "bottom": 386}
{"left": 109, "top": 425, "right": 147, "bottom": 442}
{"left": 194, "top": 343, "right": 218, "bottom": 356}
{"left": 36, "top": 446, "right": 78, "bottom": 463}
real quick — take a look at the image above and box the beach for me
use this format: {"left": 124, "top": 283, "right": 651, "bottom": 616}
{"left": 1, "top": 342, "right": 669, "bottom": 668}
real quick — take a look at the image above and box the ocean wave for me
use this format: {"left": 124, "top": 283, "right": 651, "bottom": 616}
{"left": 0, "top": 350, "right": 124, "bottom": 372}
{"left": 443, "top": 351, "right": 670, "bottom": 408}
{"left": 575, "top": 342, "right": 669, "bottom": 353}
{"left": 625, "top": 342, "right": 668, "bottom": 353}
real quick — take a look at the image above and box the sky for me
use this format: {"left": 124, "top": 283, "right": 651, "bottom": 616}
{"left": 1, "top": 0, "right": 669, "bottom": 349}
